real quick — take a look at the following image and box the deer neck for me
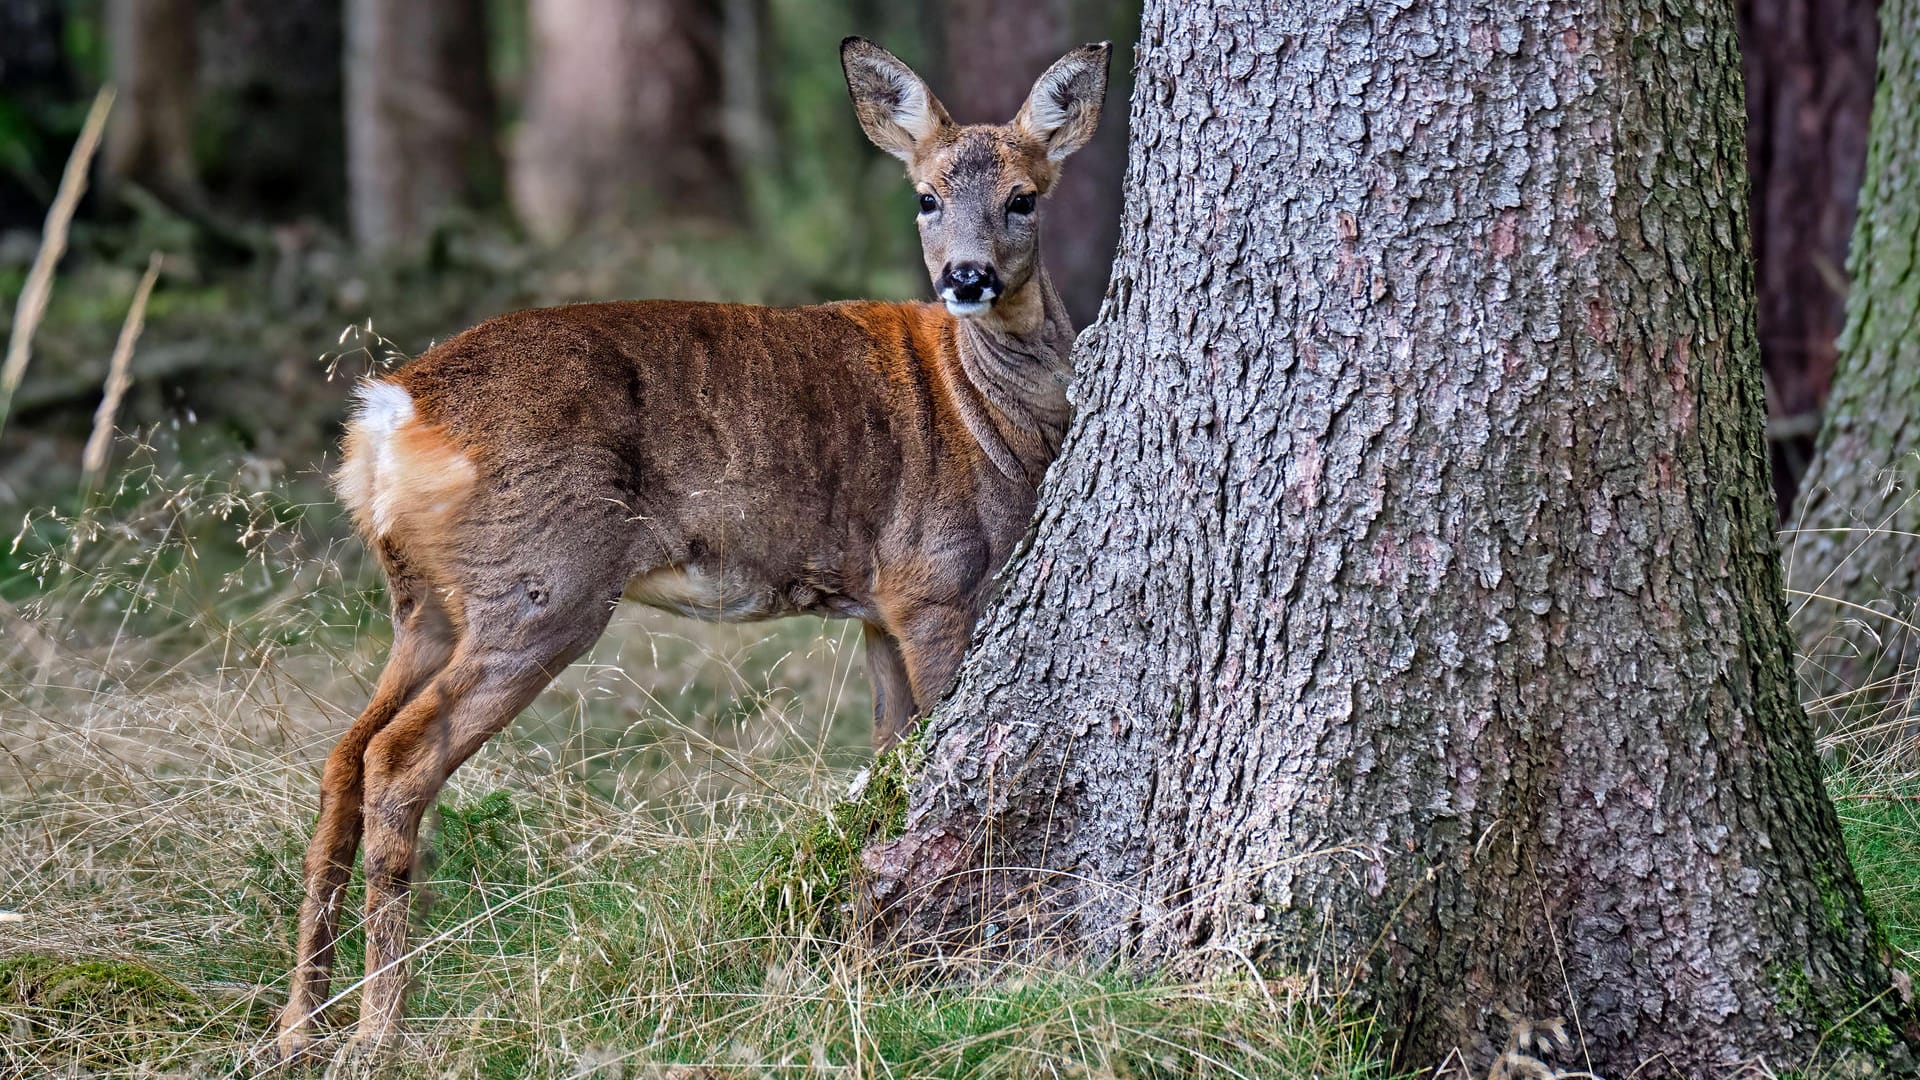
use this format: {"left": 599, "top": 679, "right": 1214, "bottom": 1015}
{"left": 947, "top": 269, "right": 1077, "bottom": 485}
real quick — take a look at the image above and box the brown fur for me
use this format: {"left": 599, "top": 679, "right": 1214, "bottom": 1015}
{"left": 277, "top": 37, "right": 1109, "bottom": 1061}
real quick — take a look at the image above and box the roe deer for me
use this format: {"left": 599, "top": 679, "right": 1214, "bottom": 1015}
{"left": 276, "top": 37, "right": 1110, "bottom": 1060}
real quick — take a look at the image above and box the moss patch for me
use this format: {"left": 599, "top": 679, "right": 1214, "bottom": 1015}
{"left": 715, "top": 736, "right": 916, "bottom": 936}
{"left": 0, "top": 954, "right": 242, "bottom": 1071}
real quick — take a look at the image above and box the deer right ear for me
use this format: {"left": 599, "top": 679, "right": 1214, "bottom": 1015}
{"left": 842, "top": 37, "right": 952, "bottom": 163}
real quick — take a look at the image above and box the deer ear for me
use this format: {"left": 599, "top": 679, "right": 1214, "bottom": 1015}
{"left": 1014, "top": 42, "right": 1111, "bottom": 163}
{"left": 842, "top": 37, "right": 952, "bottom": 163}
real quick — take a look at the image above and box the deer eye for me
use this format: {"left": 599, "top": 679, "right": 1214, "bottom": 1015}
{"left": 918, "top": 193, "right": 939, "bottom": 215}
{"left": 1007, "top": 192, "right": 1036, "bottom": 215}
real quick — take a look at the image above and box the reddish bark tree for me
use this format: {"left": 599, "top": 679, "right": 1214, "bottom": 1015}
{"left": 511, "top": 0, "right": 733, "bottom": 241}
{"left": 1739, "top": 0, "right": 1879, "bottom": 510}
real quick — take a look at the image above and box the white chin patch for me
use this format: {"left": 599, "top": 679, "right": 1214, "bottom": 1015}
{"left": 941, "top": 292, "right": 996, "bottom": 317}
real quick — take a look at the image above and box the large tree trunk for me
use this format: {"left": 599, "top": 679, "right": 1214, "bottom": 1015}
{"left": 1739, "top": 0, "right": 1879, "bottom": 513}
{"left": 1787, "top": 0, "right": 1920, "bottom": 736}
{"left": 345, "top": 0, "right": 499, "bottom": 253}
{"left": 862, "top": 0, "right": 1915, "bottom": 1073}
{"left": 510, "top": 0, "right": 732, "bottom": 243}
{"left": 198, "top": 0, "right": 346, "bottom": 223}
{"left": 940, "top": 1, "right": 1137, "bottom": 327}
{"left": 103, "top": 0, "right": 199, "bottom": 203}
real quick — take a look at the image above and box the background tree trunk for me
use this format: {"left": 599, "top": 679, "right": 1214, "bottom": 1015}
{"left": 510, "top": 0, "right": 732, "bottom": 243}
{"left": 1787, "top": 0, "right": 1920, "bottom": 736}
{"left": 1738, "top": 0, "right": 1879, "bottom": 513}
{"left": 103, "top": 0, "right": 199, "bottom": 203}
{"left": 197, "top": 0, "right": 346, "bottom": 223}
{"left": 939, "top": 0, "right": 1139, "bottom": 327}
{"left": 0, "top": 0, "right": 71, "bottom": 229}
{"left": 345, "top": 0, "right": 499, "bottom": 253}
{"left": 863, "top": 0, "right": 1914, "bottom": 1072}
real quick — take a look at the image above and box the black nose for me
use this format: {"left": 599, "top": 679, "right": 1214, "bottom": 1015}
{"left": 942, "top": 263, "right": 1000, "bottom": 303}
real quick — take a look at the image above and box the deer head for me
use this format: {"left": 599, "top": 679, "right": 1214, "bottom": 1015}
{"left": 841, "top": 37, "right": 1110, "bottom": 321}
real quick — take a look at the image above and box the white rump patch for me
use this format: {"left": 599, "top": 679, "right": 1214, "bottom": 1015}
{"left": 352, "top": 379, "right": 416, "bottom": 439}
{"left": 335, "top": 379, "right": 474, "bottom": 540}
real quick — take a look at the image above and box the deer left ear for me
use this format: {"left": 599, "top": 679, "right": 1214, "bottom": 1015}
{"left": 1014, "top": 42, "right": 1111, "bottom": 163}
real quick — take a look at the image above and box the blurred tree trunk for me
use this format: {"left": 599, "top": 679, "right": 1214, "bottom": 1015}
{"left": 1788, "top": 0, "right": 1920, "bottom": 734}
{"left": 198, "top": 0, "right": 345, "bottom": 222}
{"left": 103, "top": 0, "right": 199, "bottom": 202}
{"left": 511, "top": 0, "right": 732, "bottom": 243}
{"left": 863, "top": 0, "right": 1915, "bottom": 1073}
{"left": 345, "top": 0, "right": 499, "bottom": 253}
{"left": 0, "top": 0, "right": 64, "bottom": 89}
{"left": 941, "top": 1, "right": 1136, "bottom": 327}
{"left": 0, "top": 0, "right": 71, "bottom": 227}
{"left": 1739, "top": 0, "right": 1879, "bottom": 513}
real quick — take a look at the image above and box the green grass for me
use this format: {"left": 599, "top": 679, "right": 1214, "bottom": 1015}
{"left": 1832, "top": 768, "right": 1920, "bottom": 957}
{"left": 0, "top": 464, "right": 1388, "bottom": 1078}
{"left": 0, "top": 352, "right": 1915, "bottom": 1078}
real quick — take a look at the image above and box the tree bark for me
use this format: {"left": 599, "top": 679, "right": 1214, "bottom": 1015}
{"left": 863, "top": 0, "right": 1916, "bottom": 1073}
{"left": 510, "top": 0, "right": 732, "bottom": 243}
{"left": 940, "top": 1, "right": 1138, "bottom": 327}
{"left": 345, "top": 0, "right": 500, "bottom": 253}
{"left": 103, "top": 0, "right": 199, "bottom": 202}
{"left": 1787, "top": 0, "right": 1920, "bottom": 736}
{"left": 1739, "top": 0, "right": 1879, "bottom": 514}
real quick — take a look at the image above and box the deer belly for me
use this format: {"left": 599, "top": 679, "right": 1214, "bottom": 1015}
{"left": 623, "top": 565, "right": 803, "bottom": 622}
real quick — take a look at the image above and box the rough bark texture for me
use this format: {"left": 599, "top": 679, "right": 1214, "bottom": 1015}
{"left": 941, "top": 0, "right": 1139, "bottom": 327}
{"left": 1787, "top": 0, "right": 1920, "bottom": 734}
{"left": 103, "top": 0, "right": 199, "bottom": 202}
{"left": 1739, "top": 0, "right": 1879, "bottom": 513}
{"left": 345, "top": 0, "right": 499, "bottom": 253}
{"left": 511, "top": 0, "right": 732, "bottom": 242}
{"left": 198, "top": 0, "right": 346, "bottom": 222}
{"left": 864, "top": 0, "right": 1915, "bottom": 1073}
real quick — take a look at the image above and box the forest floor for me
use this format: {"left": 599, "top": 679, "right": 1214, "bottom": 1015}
{"left": 0, "top": 461, "right": 1388, "bottom": 1078}
{"left": 1, "top": 233, "right": 1916, "bottom": 1078}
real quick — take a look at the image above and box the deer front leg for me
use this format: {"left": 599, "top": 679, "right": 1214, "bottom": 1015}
{"left": 886, "top": 601, "right": 978, "bottom": 729}
{"left": 864, "top": 623, "right": 915, "bottom": 750}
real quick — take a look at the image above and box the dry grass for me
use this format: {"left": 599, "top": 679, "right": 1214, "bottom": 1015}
{"left": 0, "top": 459, "right": 1385, "bottom": 1078}
{"left": 3, "top": 422, "right": 1917, "bottom": 1078}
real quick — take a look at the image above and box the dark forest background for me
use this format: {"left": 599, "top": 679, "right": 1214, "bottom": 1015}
{"left": 0, "top": 0, "right": 1882, "bottom": 515}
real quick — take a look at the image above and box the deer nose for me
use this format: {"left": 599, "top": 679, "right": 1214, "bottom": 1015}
{"left": 941, "top": 263, "right": 1000, "bottom": 304}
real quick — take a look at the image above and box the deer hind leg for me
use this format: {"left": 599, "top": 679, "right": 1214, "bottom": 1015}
{"left": 349, "top": 572, "right": 618, "bottom": 1053}
{"left": 279, "top": 579, "right": 454, "bottom": 1060}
